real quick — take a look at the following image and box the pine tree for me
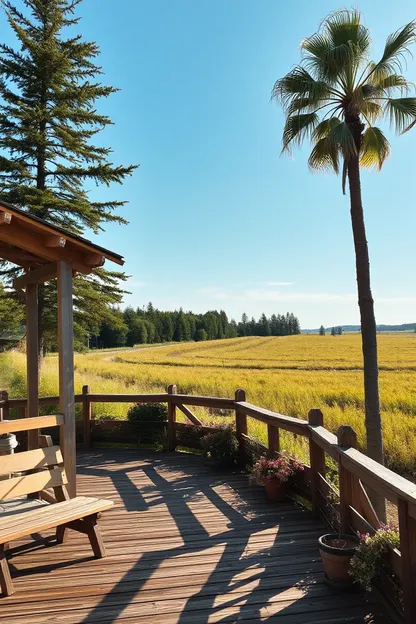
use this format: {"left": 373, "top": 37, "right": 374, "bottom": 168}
{"left": 0, "top": 0, "right": 137, "bottom": 355}
{"left": 319, "top": 325, "right": 325, "bottom": 336}
{"left": 0, "top": 282, "right": 24, "bottom": 338}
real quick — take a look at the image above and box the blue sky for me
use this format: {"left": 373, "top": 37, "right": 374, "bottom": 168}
{"left": 3, "top": 0, "right": 416, "bottom": 327}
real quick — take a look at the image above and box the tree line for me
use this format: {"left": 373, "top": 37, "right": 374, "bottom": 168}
{"left": 96, "top": 304, "right": 301, "bottom": 348}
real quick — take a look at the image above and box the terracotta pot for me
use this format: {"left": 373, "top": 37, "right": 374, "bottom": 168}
{"left": 264, "top": 477, "right": 288, "bottom": 502}
{"left": 318, "top": 534, "right": 359, "bottom": 587}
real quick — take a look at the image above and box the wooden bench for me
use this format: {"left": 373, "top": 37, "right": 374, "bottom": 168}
{"left": 0, "top": 442, "right": 113, "bottom": 597}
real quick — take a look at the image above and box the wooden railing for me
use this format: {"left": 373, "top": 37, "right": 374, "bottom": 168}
{"left": 1, "top": 385, "right": 415, "bottom": 622}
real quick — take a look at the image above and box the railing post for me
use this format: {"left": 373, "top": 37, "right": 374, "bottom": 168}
{"left": 398, "top": 498, "right": 416, "bottom": 624}
{"left": 0, "top": 391, "right": 8, "bottom": 421}
{"left": 267, "top": 424, "right": 280, "bottom": 458}
{"left": 337, "top": 425, "right": 357, "bottom": 533}
{"left": 235, "top": 389, "right": 247, "bottom": 438}
{"left": 167, "top": 384, "right": 177, "bottom": 451}
{"left": 308, "top": 408, "right": 325, "bottom": 519}
{"left": 235, "top": 389, "right": 247, "bottom": 465}
{"left": 83, "top": 385, "right": 91, "bottom": 450}
{"left": 17, "top": 406, "right": 26, "bottom": 420}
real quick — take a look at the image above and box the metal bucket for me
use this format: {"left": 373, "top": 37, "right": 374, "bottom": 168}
{"left": 0, "top": 434, "right": 18, "bottom": 480}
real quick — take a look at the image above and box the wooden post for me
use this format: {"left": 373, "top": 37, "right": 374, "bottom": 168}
{"left": 235, "top": 389, "right": 247, "bottom": 465}
{"left": 167, "top": 384, "right": 177, "bottom": 451}
{"left": 267, "top": 424, "right": 280, "bottom": 458}
{"left": 337, "top": 425, "right": 357, "bottom": 533}
{"left": 57, "top": 260, "right": 76, "bottom": 498}
{"left": 17, "top": 406, "right": 26, "bottom": 420}
{"left": 235, "top": 388, "right": 247, "bottom": 438}
{"left": 0, "top": 391, "right": 8, "bottom": 421}
{"left": 308, "top": 408, "right": 325, "bottom": 518}
{"left": 83, "top": 385, "right": 91, "bottom": 450}
{"left": 26, "top": 283, "right": 39, "bottom": 450}
{"left": 398, "top": 498, "right": 416, "bottom": 624}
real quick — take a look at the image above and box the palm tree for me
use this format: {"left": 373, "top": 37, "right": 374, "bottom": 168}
{"left": 272, "top": 10, "right": 416, "bottom": 517}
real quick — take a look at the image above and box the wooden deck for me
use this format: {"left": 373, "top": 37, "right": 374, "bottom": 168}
{"left": 1, "top": 449, "right": 391, "bottom": 623}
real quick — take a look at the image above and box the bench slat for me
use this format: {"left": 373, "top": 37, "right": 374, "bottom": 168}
{"left": 0, "top": 467, "right": 67, "bottom": 501}
{"left": 0, "top": 415, "right": 64, "bottom": 435}
{"left": 0, "top": 446, "right": 63, "bottom": 476}
{"left": 0, "top": 497, "right": 113, "bottom": 542}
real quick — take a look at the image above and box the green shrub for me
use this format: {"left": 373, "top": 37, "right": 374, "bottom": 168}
{"left": 201, "top": 424, "right": 239, "bottom": 468}
{"left": 127, "top": 402, "right": 168, "bottom": 444}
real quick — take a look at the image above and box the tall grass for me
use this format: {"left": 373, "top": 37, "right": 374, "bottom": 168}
{"left": 1, "top": 334, "right": 416, "bottom": 476}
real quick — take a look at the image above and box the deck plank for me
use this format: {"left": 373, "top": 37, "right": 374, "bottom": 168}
{"left": 1, "top": 449, "right": 392, "bottom": 623}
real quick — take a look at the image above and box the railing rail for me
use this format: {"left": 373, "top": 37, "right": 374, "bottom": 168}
{"left": 1, "top": 385, "right": 414, "bottom": 621}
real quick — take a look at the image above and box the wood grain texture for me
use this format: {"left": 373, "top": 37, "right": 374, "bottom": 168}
{"left": 0, "top": 445, "right": 63, "bottom": 476}
{"left": 0, "top": 415, "right": 64, "bottom": 435}
{"left": 57, "top": 260, "right": 76, "bottom": 498}
{"left": 26, "top": 283, "right": 39, "bottom": 451}
{"left": 0, "top": 467, "right": 67, "bottom": 501}
{"left": 0, "top": 449, "right": 389, "bottom": 622}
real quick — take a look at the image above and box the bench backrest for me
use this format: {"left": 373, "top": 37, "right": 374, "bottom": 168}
{"left": 0, "top": 445, "right": 67, "bottom": 501}
{"left": 0, "top": 413, "right": 67, "bottom": 502}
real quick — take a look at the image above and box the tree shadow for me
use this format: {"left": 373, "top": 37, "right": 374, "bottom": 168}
{"left": 72, "top": 449, "right": 339, "bottom": 624}
{"left": 6, "top": 449, "right": 385, "bottom": 623}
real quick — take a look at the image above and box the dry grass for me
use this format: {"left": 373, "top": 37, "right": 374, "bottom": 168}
{"left": 1, "top": 333, "right": 416, "bottom": 476}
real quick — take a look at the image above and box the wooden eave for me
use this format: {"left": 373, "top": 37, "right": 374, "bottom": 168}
{"left": 0, "top": 201, "right": 124, "bottom": 278}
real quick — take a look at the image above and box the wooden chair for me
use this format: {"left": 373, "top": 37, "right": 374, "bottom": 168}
{"left": 0, "top": 437, "right": 113, "bottom": 597}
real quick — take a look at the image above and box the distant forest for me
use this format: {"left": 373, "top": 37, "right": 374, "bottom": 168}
{"left": 95, "top": 304, "right": 301, "bottom": 348}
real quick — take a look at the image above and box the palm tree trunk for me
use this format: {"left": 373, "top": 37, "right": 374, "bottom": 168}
{"left": 347, "top": 155, "right": 386, "bottom": 521}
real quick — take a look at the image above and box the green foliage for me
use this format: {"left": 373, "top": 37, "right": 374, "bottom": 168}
{"left": 0, "top": 282, "right": 24, "bottom": 346}
{"left": 127, "top": 402, "right": 168, "bottom": 444}
{"left": 96, "top": 303, "right": 301, "bottom": 348}
{"left": 272, "top": 10, "right": 416, "bottom": 191}
{"left": 319, "top": 325, "right": 326, "bottom": 336}
{"left": 196, "top": 328, "right": 208, "bottom": 341}
{"left": 350, "top": 526, "right": 400, "bottom": 590}
{"left": 201, "top": 424, "right": 239, "bottom": 468}
{"left": 0, "top": 0, "right": 137, "bottom": 353}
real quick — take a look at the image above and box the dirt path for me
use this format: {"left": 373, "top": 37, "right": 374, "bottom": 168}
{"left": 100, "top": 343, "right": 179, "bottom": 361}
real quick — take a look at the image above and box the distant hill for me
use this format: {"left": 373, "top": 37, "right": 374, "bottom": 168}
{"left": 303, "top": 323, "right": 416, "bottom": 334}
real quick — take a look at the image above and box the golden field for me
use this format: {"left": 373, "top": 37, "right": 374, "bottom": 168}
{"left": 1, "top": 333, "right": 416, "bottom": 476}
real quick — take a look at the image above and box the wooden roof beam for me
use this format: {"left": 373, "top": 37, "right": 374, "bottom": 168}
{"left": 0, "top": 212, "right": 12, "bottom": 225}
{"left": 44, "top": 235, "right": 66, "bottom": 248}
{"left": 13, "top": 263, "right": 57, "bottom": 289}
{"left": 0, "top": 222, "right": 91, "bottom": 273}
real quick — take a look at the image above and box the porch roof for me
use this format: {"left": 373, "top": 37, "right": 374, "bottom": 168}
{"left": 0, "top": 200, "right": 124, "bottom": 276}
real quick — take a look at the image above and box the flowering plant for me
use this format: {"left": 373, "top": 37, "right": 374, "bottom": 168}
{"left": 350, "top": 524, "right": 400, "bottom": 591}
{"left": 249, "top": 453, "right": 304, "bottom": 486}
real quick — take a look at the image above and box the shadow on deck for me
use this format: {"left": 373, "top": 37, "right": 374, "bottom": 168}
{"left": 1, "top": 449, "right": 391, "bottom": 623}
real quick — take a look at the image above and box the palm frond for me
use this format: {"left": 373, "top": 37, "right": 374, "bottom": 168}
{"left": 302, "top": 10, "right": 369, "bottom": 87}
{"left": 329, "top": 121, "right": 357, "bottom": 159}
{"left": 370, "top": 73, "right": 409, "bottom": 93}
{"left": 360, "top": 127, "right": 391, "bottom": 169}
{"left": 312, "top": 117, "right": 341, "bottom": 140}
{"left": 282, "top": 113, "right": 318, "bottom": 151}
{"left": 272, "top": 67, "right": 332, "bottom": 110}
{"left": 360, "top": 100, "right": 383, "bottom": 123}
{"left": 326, "top": 9, "right": 370, "bottom": 55}
{"left": 370, "top": 22, "right": 416, "bottom": 80}
{"left": 308, "top": 136, "right": 339, "bottom": 173}
{"left": 385, "top": 97, "right": 416, "bottom": 133}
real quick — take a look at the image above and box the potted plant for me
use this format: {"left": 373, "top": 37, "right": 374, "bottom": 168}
{"left": 249, "top": 453, "right": 304, "bottom": 502}
{"left": 350, "top": 525, "right": 400, "bottom": 591}
{"left": 318, "top": 533, "right": 360, "bottom": 587}
{"left": 201, "top": 424, "right": 239, "bottom": 469}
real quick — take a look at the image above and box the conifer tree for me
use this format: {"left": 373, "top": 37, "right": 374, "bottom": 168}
{"left": 319, "top": 325, "right": 325, "bottom": 336}
{"left": 0, "top": 0, "right": 137, "bottom": 354}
